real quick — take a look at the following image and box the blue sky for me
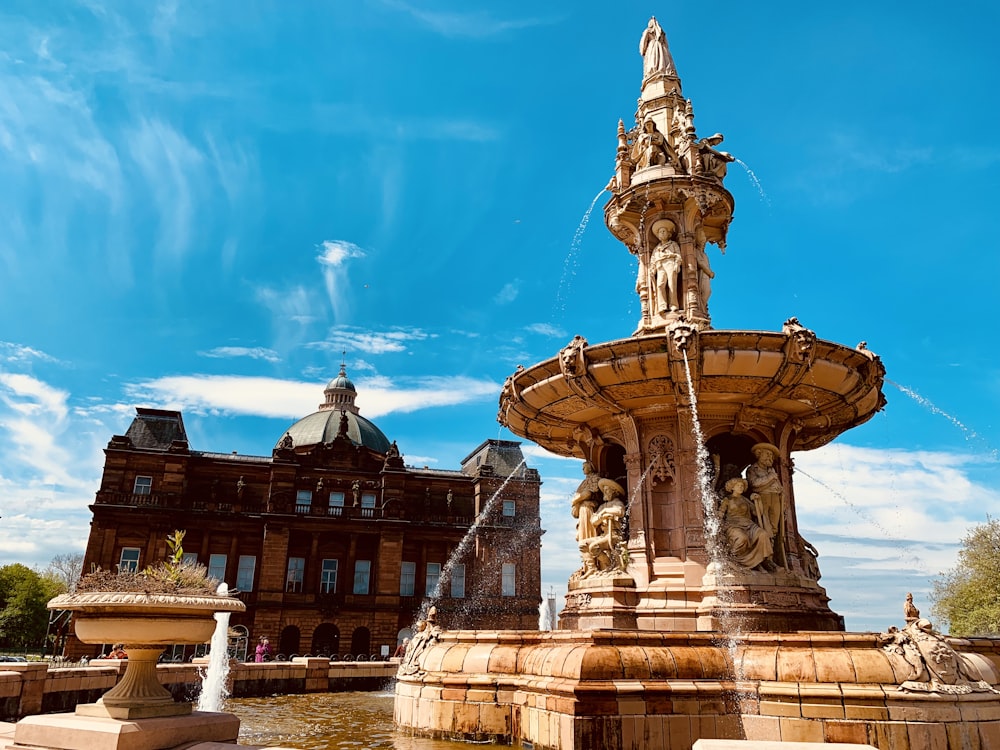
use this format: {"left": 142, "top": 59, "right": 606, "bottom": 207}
{"left": 1, "top": 1, "right": 999, "bottom": 633}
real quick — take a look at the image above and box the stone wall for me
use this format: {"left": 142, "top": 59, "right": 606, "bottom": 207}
{"left": 0, "top": 658, "right": 397, "bottom": 721}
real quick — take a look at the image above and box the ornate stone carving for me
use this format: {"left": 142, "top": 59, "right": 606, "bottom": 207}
{"left": 563, "top": 592, "right": 592, "bottom": 610}
{"left": 639, "top": 17, "right": 676, "bottom": 79}
{"left": 782, "top": 316, "right": 817, "bottom": 362}
{"left": 719, "top": 477, "right": 776, "bottom": 571}
{"left": 879, "top": 613, "right": 1000, "bottom": 695}
{"left": 632, "top": 120, "right": 674, "bottom": 170}
{"left": 559, "top": 335, "right": 589, "bottom": 378}
{"left": 571, "top": 470, "right": 629, "bottom": 580}
{"left": 904, "top": 592, "right": 919, "bottom": 624}
{"left": 745, "top": 442, "right": 785, "bottom": 568}
{"left": 398, "top": 606, "right": 442, "bottom": 678}
{"left": 668, "top": 319, "right": 697, "bottom": 351}
{"left": 648, "top": 435, "right": 676, "bottom": 484}
{"left": 650, "top": 219, "right": 682, "bottom": 312}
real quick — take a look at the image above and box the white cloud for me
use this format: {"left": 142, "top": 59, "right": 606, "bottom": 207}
{"left": 377, "top": 0, "right": 557, "bottom": 38}
{"left": 127, "top": 372, "right": 499, "bottom": 420}
{"left": 0, "top": 341, "right": 57, "bottom": 363}
{"left": 199, "top": 346, "right": 280, "bottom": 363}
{"left": 495, "top": 281, "right": 520, "bottom": 304}
{"left": 525, "top": 323, "right": 565, "bottom": 337}
{"left": 316, "top": 240, "right": 367, "bottom": 322}
{"left": 310, "top": 326, "right": 435, "bottom": 355}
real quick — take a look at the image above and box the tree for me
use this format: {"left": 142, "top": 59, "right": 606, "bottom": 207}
{"left": 45, "top": 553, "right": 84, "bottom": 593}
{"left": 0, "top": 564, "right": 63, "bottom": 650}
{"left": 930, "top": 517, "right": 1000, "bottom": 636}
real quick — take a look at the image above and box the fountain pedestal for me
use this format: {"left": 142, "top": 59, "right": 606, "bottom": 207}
{"left": 560, "top": 575, "right": 638, "bottom": 630}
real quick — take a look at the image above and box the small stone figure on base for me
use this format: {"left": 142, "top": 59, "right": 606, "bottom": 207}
{"left": 719, "top": 477, "right": 775, "bottom": 572}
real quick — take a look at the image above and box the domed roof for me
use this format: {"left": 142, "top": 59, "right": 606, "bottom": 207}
{"left": 277, "top": 409, "right": 391, "bottom": 453}
{"left": 276, "top": 364, "right": 391, "bottom": 453}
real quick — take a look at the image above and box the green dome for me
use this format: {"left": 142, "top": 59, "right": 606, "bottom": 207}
{"left": 277, "top": 409, "right": 391, "bottom": 453}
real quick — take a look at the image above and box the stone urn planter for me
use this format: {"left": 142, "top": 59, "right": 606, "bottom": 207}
{"left": 48, "top": 591, "right": 246, "bottom": 719}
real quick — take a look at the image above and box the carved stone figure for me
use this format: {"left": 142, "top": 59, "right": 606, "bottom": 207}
{"left": 397, "top": 607, "right": 441, "bottom": 677}
{"left": 650, "top": 220, "right": 681, "bottom": 312}
{"left": 745, "top": 443, "right": 785, "bottom": 567}
{"left": 579, "top": 478, "right": 628, "bottom": 578}
{"left": 279, "top": 433, "right": 293, "bottom": 450}
{"left": 559, "top": 335, "right": 588, "bottom": 377}
{"left": 904, "top": 592, "right": 920, "bottom": 624}
{"left": 782, "top": 317, "right": 817, "bottom": 361}
{"left": 719, "top": 477, "right": 775, "bottom": 571}
{"left": 570, "top": 462, "right": 601, "bottom": 544}
{"left": 632, "top": 120, "right": 672, "bottom": 170}
{"left": 351, "top": 480, "right": 361, "bottom": 506}
{"left": 236, "top": 476, "right": 245, "bottom": 500}
{"left": 694, "top": 227, "right": 714, "bottom": 308}
{"left": 799, "top": 535, "right": 821, "bottom": 580}
{"left": 638, "top": 17, "right": 676, "bottom": 79}
{"left": 879, "top": 616, "right": 999, "bottom": 695}
{"left": 695, "top": 133, "right": 735, "bottom": 179}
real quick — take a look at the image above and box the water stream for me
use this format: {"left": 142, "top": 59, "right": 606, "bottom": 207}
{"left": 888, "top": 379, "right": 998, "bottom": 461}
{"left": 734, "top": 158, "right": 770, "bottom": 206}
{"left": 197, "top": 583, "right": 232, "bottom": 712}
{"left": 553, "top": 189, "right": 606, "bottom": 317}
{"left": 418, "top": 458, "right": 528, "bottom": 622}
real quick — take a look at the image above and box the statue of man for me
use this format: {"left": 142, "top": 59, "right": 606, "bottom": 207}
{"left": 745, "top": 443, "right": 785, "bottom": 567}
{"left": 650, "top": 220, "right": 682, "bottom": 313}
{"left": 639, "top": 17, "right": 676, "bottom": 79}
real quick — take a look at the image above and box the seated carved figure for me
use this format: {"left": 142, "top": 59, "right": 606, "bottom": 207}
{"left": 578, "top": 478, "right": 628, "bottom": 578}
{"left": 719, "top": 477, "right": 775, "bottom": 571}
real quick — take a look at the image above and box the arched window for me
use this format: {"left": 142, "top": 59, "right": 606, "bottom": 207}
{"left": 279, "top": 625, "right": 301, "bottom": 657}
{"left": 312, "top": 623, "right": 340, "bottom": 656}
{"left": 350, "top": 626, "right": 371, "bottom": 656}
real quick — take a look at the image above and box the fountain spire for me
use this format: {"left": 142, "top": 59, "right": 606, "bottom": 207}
{"left": 606, "top": 16, "right": 734, "bottom": 334}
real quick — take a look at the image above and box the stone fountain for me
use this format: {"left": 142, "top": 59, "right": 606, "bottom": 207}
{"left": 394, "top": 17, "right": 1000, "bottom": 750}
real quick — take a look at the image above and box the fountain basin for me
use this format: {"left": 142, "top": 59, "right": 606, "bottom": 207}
{"left": 394, "top": 629, "right": 1000, "bottom": 749}
{"left": 500, "top": 331, "right": 885, "bottom": 455}
{"left": 48, "top": 592, "right": 245, "bottom": 720}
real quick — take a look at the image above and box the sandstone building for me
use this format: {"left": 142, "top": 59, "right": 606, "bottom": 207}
{"left": 74, "top": 367, "right": 542, "bottom": 659}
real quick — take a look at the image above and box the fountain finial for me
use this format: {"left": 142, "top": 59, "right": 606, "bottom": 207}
{"left": 639, "top": 17, "right": 677, "bottom": 81}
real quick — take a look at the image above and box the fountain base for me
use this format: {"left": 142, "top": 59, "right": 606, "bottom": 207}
{"left": 11, "top": 711, "right": 239, "bottom": 750}
{"left": 394, "top": 629, "right": 1000, "bottom": 749}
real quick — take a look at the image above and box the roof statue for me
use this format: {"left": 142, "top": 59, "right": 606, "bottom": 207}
{"left": 639, "top": 17, "right": 676, "bottom": 79}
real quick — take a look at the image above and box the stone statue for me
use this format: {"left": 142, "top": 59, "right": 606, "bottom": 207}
{"left": 695, "top": 133, "right": 735, "bottom": 179}
{"left": 694, "top": 227, "right": 714, "bottom": 308}
{"left": 351, "top": 480, "right": 361, "bottom": 506}
{"left": 632, "top": 120, "right": 671, "bottom": 170}
{"left": 879, "top": 616, "right": 999, "bottom": 695}
{"left": 279, "top": 433, "right": 293, "bottom": 450}
{"left": 745, "top": 442, "right": 785, "bottom": 567}
{"left": 799, "top": 535, "right": 821, "bottom": 580}
{"left": 570, "top": 462, "right": 601, "bottom": 544}
{"left": 236, "top": 476, "right": 245, "bottom": 500}
{"left": 904, "top": 592, "right": 920, "bottom": 624}
{"left": 398, "top": 606, "right": 441, "bottom": 678}
{"left": 639, "top": 17, "right": 676, "bottom": 79}
{"left": 650, "top": 219, "right": 681, "bottom": 313}
{"left": 719, "top": 477, "right": 775, "bottom": 571}
{"left": 579, "top": 478, "right": 628, "bottom": 578}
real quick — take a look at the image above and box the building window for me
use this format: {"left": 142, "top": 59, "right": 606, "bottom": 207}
{"left": 361, "top": 492, "right": 376, "bottom": 518}
{"left": 236, "top": 555, "right": 256, "bottom": 591}
{"left": 399, "top": 561, "right": 416, "bottom": 597}
{"left": 425, "top": 562, "right": 441, "bottom": 597}
{"left": 502, "top": 499, "right": 516, "bottom": 517}
{"left": 119, "top": 547, "right": 141, "bottom": 573}
{"left": 208, "top": 554, "right": 227, "bottom": 581}
{"left": 451, "top": 564, "right": 466, "bottom": 599}
{"left": 133, "top": 476, "right": 152, "bottom": 495}
{"left": 295, "top": 490, "right": 312, "bottom": 514}
{"left": 502, "top": 563, "right": 516, "bottom": 597}
{"left": 181, "top": 552, "right": 198, "bottom": 566}
{"left": 320, "top": 559, "right": 338, "bottom": 594}
{"left": 286, "top": 557, "right": 305, "bottom": 593}
{"left": 328, "top": 491, "right": 345, "bottom": 516}
{"left": 353, "top": 560, "right": 371, "bottom": 595}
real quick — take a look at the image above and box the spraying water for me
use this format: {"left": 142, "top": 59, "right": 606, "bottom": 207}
{"left": 416, "top": 458, "right": 528, "bottom": 623}
{"left": 197, "top": 583, "right": 232, "bottom": 713}
{"left": 554, "top": 190, "right": 606, "bottom": 316}
{"left": 734, "top": 158, "right": 770, "bottom": 206}
{"left": 887, "top": 379, "right": 998, "bottom": 461}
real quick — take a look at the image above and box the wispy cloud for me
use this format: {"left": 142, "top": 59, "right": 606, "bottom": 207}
{"left": 377, "top": 0, "right": 558, "bottom": 38}
{"left": 310, "top": 326, "right": 436, "bottom": 355}
{"left": 127, "top": 372, "right": 498, "bottom": 420}
{"left": 494, "top": 281, "right": 520, "bottom": 304}
{"left": 0, "top": 341, "right": 57, "bottom": 363}
{"left": 198, "top": 346, "right": 280, "bottom": 363}
{"left": 525, "top": 323, "right": 565, "bottom": 337}
{"left": 317, "top": 240, "right": 367, "bottom": 322}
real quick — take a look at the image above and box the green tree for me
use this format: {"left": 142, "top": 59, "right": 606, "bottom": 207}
{"left": 0, "top": 564, "right": 64, "bottom": 650}
{"left": 931, "top": 517, "right": 1000, "bottom": 636}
